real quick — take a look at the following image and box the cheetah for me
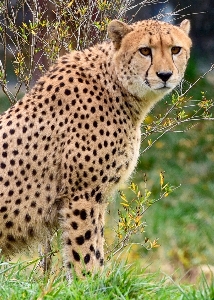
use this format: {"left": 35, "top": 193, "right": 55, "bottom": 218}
{"left": 0, "top": 19, "right": 192, "bottom": 278}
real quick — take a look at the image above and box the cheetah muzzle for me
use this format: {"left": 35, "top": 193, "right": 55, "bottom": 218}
{"left": 0, "top": 19, "right": 192, "bottom": 278}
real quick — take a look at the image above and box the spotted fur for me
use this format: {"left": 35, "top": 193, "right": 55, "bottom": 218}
{"left": 0, "top": 19, "right": 192, "bottom": 278}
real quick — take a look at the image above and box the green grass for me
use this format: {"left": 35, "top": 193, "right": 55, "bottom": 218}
{"left": 0, "top": 258, "right": 214, "bottom": 299}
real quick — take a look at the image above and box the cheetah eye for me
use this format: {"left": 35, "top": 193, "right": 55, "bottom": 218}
{"left": 171, "top": 46, "right": 181, "bottom": 55}
{"left": 139, "top": 47, "right": 151, "bottom": 56}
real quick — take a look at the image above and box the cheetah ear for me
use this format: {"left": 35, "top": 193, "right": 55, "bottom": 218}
{"left": 179, "top": 19, "right": 190, "bottom": 35}
{"left": 108, "top": 20, "right": 132, "bottom": 50}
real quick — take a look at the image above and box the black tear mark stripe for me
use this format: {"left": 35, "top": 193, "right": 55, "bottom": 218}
{"left": 145, "top": 64, "right": 152, "bottom": 87}
{"left": 144, "top": 49, "right": 153, "bottom": 87}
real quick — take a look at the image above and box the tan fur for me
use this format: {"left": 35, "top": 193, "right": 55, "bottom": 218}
{"left": 0, "top": 19, "right": 191, "bottom": 278}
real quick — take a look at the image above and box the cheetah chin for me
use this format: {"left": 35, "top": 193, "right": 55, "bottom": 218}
{"left": 0, "top": 18, "right": 192, "bottom": 278}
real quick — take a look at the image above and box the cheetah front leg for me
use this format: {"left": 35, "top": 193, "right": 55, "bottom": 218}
{"left": 60, "top": 199, "right": 106, "bottom": 278}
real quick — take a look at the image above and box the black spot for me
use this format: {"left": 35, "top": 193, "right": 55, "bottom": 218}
{"left": 67, "top": 238, "right": 72, "bottom": 245}
{"left": 84, "top": 254, "right": 90, "bottom": 264}
{"left": 28, "top": 227, "right": 34, "bottom": 237}
{"left": 58, "top": 99, "right": 62, "bottom": 106}
{"left": 37, "top": 208, "right": 42, "bottom": 214}
{"left": 93, "top": 121, "right": 98, "bottom": 128}
{"left": 49, "top": 174, "right": 54, "bottom": 181}
{"left": 85, "top": 230, "right": 91, "bottom": 240}
{"left": 90, "top": 244, "right": 95, "bottom": 252}
{"left": 3, "top": 214, "right": 8, "bottom": 219}
{"left": 65, "top": 89, "right": 71, "bottom": 95}
{"left": 85, "top": 155, "right": 90, "bottom": 162}
{"left": 95, "top": 192, "right": 102, "bottom": 203}
{"left": 96, "top": 250, "right": 101, "bottom": 259}
{"left": 91, "top": 107, "right": 96, "bottom": 113}
{"left": 32, "top": 169, "right": 37, "bottom": 176}
{"left": 73, "top": 209, "right": 80, "bottom": 216}
{"left": 9, "top": 129, "right": 15, "bottom": 135}
{"left": 17, "top": 138, "right": 22, "bottom": 145}
{"left": 7, "top": 234, "right": 16, "bottom": 242}
{"left": 15, "top": 199, "right": 21, "bottom": 205}
{"left": 22, "top": 126, "right": 27, "bottom": 133}
{"left": 25, "top": 214, "right": 31, "bottom": 222}
{"left": 71, "top": 222, "right": 78, "bottom": 230}
{"left": 51, "top": 94, "right": 57, "bottom": 102}
{"left": 5, "top": 221, "right": 14, "bottom": 228}
{"left": 73, "top": 196, "right": 79, "bottom": 202}
{"left": 91, "top": 135, "right": 97, "bottom": 141}
{"left": 47, "top": 85, "right": 53, "bottom": 91}
{"left": 2, "top": 133, "right": 7, "bottom": 139}
{"left": 80, "top": 209, "right": 87, "bottom": 220}
{"left": 2, "top": 152, "right": 7, "bottom": 158}
{"left": 0, "top": 206, "right": 7, "bottom": 213}
{"left": 13, "top": 209, "right": 20, "bottom": 216}
{"left": 0, "top": 163, "right": 6, "bottom": 169}
{"left": 7, "top": 120, "right": 12, "bottom": 126}
{"left": 92, "top": 175, "right": 97, "bottom": 182}
{"left": 4, "top": 181, "right": 9, "bottom": 187}
{"left": 3, "top": 142, "right": 8, "bottom": 149}
{"left": 9, "top": 159, "right": 15, "bottom": 166}
{"left": 35, "top": 191, "right": 40, "bottom": 198}
{"left": 76, "top": 235, "right": 85, "bottom": 245}
{"left": 102, "top": 176, "right": 108, "bottom": 183}
{"left": 72, "top": 250, "right": 80, "bottom": 261}
{"left": 101, "top": 227, "right": 104, "bottom": 237}
{"left": 90, "top": 208, "right": 94, "bottom": 218}
{"left": 16, "top": 181, "right": 21, "bottom": 188}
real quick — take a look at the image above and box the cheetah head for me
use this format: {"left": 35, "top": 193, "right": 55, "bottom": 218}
{"left": 108, "top": 19, "right": 192, "bottom": 102}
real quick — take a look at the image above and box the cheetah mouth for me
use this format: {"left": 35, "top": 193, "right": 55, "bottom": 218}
{"left": 155, "top": 86, "right": 171, "bottom": 91}
{"left": 147, "top": 81, "right": 173, "bottom": 91}
{"left": 156, "top": 81, "right": 176, "bottom": 90}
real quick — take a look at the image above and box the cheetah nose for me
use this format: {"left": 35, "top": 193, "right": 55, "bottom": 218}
{"left": 156, "top": 71, "right": 173, "bottom": 82}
